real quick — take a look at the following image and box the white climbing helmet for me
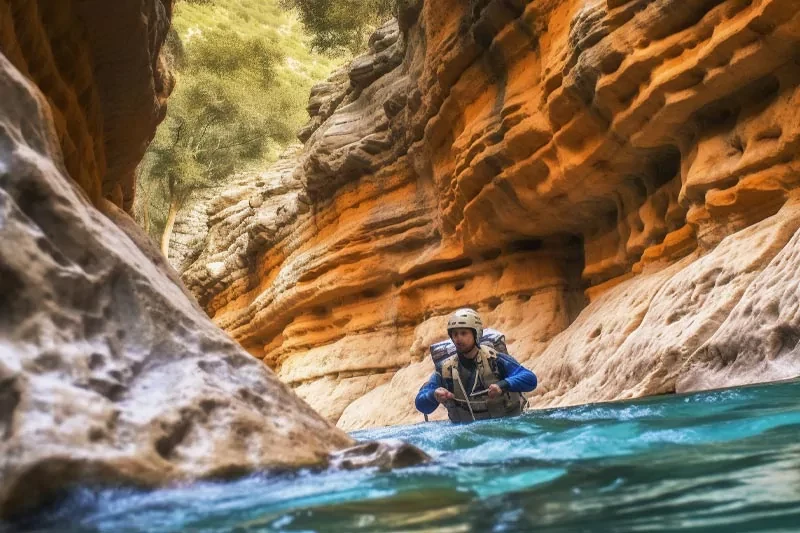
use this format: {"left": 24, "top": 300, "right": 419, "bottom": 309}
{"left": 446, "top": 308, "right": 483, "bottom": 342}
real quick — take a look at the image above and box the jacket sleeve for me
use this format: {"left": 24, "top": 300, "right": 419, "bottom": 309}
{"left": 496, "top": 353, "right": 537, "bottom": 393}
{"left": 415, "top": 372, "right": 444, "bottom": 415}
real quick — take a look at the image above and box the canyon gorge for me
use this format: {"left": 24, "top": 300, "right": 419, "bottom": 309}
{"left": 2, "top": 0, "right": 800, "bottom": 521}
{"left": 176, "top": 0, "right": 800, "bottom": 430}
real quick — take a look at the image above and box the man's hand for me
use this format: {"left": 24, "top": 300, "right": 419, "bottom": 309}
{"left": 434, "top": 387, "right": 455, "bottom": 403}
{"left": 487, "top": 384, "right": 504, "bottom": 399}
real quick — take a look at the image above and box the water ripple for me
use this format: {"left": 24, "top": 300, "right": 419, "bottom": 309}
{"left": 6, "top": 380, "right": 800, "bottom": 532}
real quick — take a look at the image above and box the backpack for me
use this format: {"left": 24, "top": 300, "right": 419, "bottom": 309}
{"left": 429, "top": 328, "right": 508, "bottom": 367}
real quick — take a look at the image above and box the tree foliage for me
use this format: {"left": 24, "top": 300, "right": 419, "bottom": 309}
{"left": 148, "top": 29, "right": 290, "bottom": 188}
{"left": 280, "top": 0, "right": 395, "bottom": 54}
{"left": 135, "top": 0, "right": 349, "bottom": 255}
{"left": 136, "top": 22, "right": 299, "bottom": 250}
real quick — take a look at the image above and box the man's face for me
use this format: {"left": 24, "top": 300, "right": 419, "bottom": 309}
{"left": 450, "top": 328, "right": 476, "bottom": 355}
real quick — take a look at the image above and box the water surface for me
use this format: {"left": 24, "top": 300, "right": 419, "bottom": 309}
{"left": 9, "top": 380, "right": 800, "bottom": 532}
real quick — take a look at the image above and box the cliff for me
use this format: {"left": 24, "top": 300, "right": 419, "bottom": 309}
{"left": 180, "top": 0, "right": 800, "bottom": 430}
{"left": 0, "top": 0, "right": 177, "bottom": 210}
{"left": 0, "top": 0, "right": 355, "bottom": 518}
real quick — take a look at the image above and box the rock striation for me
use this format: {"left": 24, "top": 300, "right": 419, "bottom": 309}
{"left": 0, "top": 2, "right": 363, "bottom": 519}
{"left": 180, "top": 0, "right": 800, "bottom": 430}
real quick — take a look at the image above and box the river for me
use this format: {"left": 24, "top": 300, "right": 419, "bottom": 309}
{"left": 9, "top": 379, "right": 800, "bottom": 532}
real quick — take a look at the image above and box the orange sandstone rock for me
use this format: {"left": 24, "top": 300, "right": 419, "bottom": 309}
{"left": 0, "top": 0, "right": 174, "bottom": 210}
{"left": 180, "top": 0, "right": 800, "bottom": 430}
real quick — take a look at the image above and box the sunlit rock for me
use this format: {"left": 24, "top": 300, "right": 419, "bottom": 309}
{"left": 180, "top": 0, "right": 800, "bottom": 430}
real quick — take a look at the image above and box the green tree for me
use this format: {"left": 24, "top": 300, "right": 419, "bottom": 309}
{"left": 138, "top": 26, "right": 296, "bottom": 256}
{"left": 279, "top": 0, "right": 394, "bottom": 54}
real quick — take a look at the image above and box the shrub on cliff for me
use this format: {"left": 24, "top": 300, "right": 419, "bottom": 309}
{"left": 280, "top": 0, "right": 394, "bottom": 53}
{"left": 136, "top": 0, "right": 335, "bottom": 256}
{"left": 139, "top": 29, "right": 295, "bottom": 256}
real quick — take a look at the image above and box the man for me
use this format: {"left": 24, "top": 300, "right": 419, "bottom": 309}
{"left": 415, "top": 308, "right": 538, "bottom": 423}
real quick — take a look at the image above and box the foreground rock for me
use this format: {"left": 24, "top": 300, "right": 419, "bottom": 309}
{"left": 181, "top": 0, "right": 800, "bottom": 429}
{"left": 0, "top": 14, "right": 356, "bottom": 522}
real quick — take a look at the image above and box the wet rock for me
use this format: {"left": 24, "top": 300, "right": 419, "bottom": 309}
{"left": 328, "top": 439, "right": 431, "bottom": 472}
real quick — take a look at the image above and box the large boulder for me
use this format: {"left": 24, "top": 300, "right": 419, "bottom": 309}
{"left": 0, "top": 18, "right": 354, "bottom": 521}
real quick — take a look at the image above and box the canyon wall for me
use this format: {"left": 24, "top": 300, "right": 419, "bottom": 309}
{"left": 0, "top": 0, "right": 175, "bottom": 210}
{"left": 180, "top": 0, "right": 800, "bottom": 430}
{"left": 0, "top": 1, "right": 354, "bottom": 518}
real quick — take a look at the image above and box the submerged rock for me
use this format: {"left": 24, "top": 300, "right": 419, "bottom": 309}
{"left": 328, "top": 439, "right": 431, "bottom": 472}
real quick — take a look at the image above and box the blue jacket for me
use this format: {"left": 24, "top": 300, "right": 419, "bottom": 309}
{"left": 415, "top": 352, "right": 537, "bottom": 415}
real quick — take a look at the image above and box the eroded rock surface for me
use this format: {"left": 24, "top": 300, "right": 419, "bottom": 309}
{"left": 0, "top": 5, "right": 355, "bottom": 519}
{"left": 181, "top": 0, "right": 800, "bottom": 430}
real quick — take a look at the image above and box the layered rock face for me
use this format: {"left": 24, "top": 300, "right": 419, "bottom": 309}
{"left": 0, "top": 2, "right": 355, "bottom": 519}
{"left": 181, "top": 0, "right": 800, "bottom": 430}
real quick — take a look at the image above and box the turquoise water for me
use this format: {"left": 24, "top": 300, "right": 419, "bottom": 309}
{"left": 8, "top": 379, "right": 800, "bottom": 532}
